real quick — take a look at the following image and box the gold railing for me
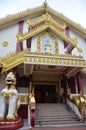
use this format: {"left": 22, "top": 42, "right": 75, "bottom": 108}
{"left": 28, "top": 82, "right": 36, "bottom": 127}
{"left": 68, "top": 92, "right": 86, "bottom": 121}
{"left": 29, "top": 82, "right": 36, "bottom": 107}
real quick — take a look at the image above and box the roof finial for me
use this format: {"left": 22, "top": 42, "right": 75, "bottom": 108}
{"left": 43, "top": 0, "right": 48, "bottom": 7}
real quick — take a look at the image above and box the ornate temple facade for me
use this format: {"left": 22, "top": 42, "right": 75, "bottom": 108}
{"left": 0, "top": 1, "right": 86, "bottom": 127}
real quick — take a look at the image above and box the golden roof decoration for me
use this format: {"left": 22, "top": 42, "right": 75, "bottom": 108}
{"left": 17, "top": 14, "right": 79, "bottom": 51}
{"left": 47, "top": 7, "right": 86, "bottom": 36}
{"left": 81, "top": 68, "right": 86, "bottom": 74}
{"left": 0, "top": 50, "right": 29, "bottom": 73}
{"left": 27, "top": 13, "right": 66, "bottom": 31}
{"left": 0, "top": 49, "right": 85, "bottom": 74}
{"left": 26, "top": 13, "right": 83, "bottom": 53}
{"left": 43, "top": 0, "right": 48, "bottom": 7}
{"left": 17, "top": 24, "right": 77, "bottom": 46}
{"left": 0, "top": 2, "right": 86, "bottom": 37}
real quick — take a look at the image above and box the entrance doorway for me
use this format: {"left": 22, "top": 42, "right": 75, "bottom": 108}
{"left": 34, "top": 83, "right": 59, "bottom": 103}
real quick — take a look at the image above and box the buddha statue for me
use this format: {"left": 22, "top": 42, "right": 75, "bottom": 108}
{"left": 45, "top": 40, "right": 51, "bottom": 54}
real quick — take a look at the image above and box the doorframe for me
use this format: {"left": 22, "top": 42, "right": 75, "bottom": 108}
{"left": 33, "top": 81, "right": 60, "bottom": 103}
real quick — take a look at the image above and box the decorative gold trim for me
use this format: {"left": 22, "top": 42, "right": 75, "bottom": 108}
{"left": 47, "top": 7, "right": 86, "bottom": 36}
{"left": 37, "top": 31, "right": 59, "bottom": 54}
{"left": 17, "top": 22, "right": 78, "bottom": 49}
{"left": 19, "top": 95, "right": 26, "bottom": 103}
{"left": 19, "top": 94, "right": 29, "bottom": 104}
{"left": 0, "top": 48, "right": 85, "bottom": 74}
{"left": 24, "top": 52, "right": 86, "bottom": 67}
{"left": 0, "top": 117, "right": 21, "bottom": 124}
{"left": 0, "top": 4, "right": 86, "bottom": 37}
{"left": 81, "top": 68, "right": 86, "bottom": 74}
{"left": 0, "top": 50, "right": 28, "bottom": 73}
{"left": 0, "top": 6, "right": 45, "bottom": 26}
{"left": 2, "top": 41, "right": 9, "bottom": 47}
{"left": 0, "top": 49, "right": 86, "bottom": 74}
{"left": 17, "top": 9, "right": 81, "bottom": 53}
{"left": 27, "top": 13, "right": 66, "bottom": 31}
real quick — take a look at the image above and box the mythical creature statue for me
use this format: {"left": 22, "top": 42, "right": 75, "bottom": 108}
{"left": 0, "top": 72, "right": 20, "bottom": 120}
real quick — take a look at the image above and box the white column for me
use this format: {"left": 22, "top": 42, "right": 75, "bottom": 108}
{"left": 28, "top": 106, "right": 31, "bottom": 127}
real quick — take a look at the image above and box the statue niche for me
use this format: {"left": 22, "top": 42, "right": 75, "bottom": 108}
{"left": 0, "top": 72, "right": 20, "bottom": 120}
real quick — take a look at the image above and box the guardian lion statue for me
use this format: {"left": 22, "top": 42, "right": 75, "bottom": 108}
{"left": 0, "top": 72, "right": 20, "bottom": 120}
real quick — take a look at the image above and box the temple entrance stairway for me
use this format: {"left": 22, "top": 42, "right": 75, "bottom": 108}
{"left": 35, "top": 103, "right": 84, "bottom": 127}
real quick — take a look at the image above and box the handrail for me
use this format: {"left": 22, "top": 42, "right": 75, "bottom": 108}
{"left": 67, "top": 92, "right": 86, "bottom": 122}
{"left": 29, "top": 83, "right": 36, "bottom": 127}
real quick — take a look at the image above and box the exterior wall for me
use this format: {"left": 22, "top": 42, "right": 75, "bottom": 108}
{"left": 33, "top": 72, "right": 60, "bottom": 82}
{"left": 0, "top": 20, "right": 30, "bottom": 55}
{"left": 0, "top": 74, "right": 6, "bottom": 91}
{"left": 0, "top": 24, "right": 18, "bottom": 57}
{"left": 69, "top": 29, "right": 86, "bottom": 60}
{"left": 31, "top": 36, "right": 37, "bottom": 52}
{"left": 18, "top": 87, "right": 28, "bottom": 93}
{"left": 23, "top": 20, "right": 28, "bottom": 33}
{"left": 58, "top": 37, "right": 67, "bottom": 54}
{"left": 22, "top": 20, "right": 28, "bottom": 50}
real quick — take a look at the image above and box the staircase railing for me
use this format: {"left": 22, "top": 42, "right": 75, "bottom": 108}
{"left": 67, "top": 92, "right": 86, "bottom": 122}
{"left": 29, "top": 82, "right": 36, "bottom": 127}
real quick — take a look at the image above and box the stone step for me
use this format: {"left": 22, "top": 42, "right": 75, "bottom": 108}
{"left": 35, "top": 123, "right": 84, "bottom": 128}
{"left": 36, "top": 112, "right": 76, "bottom": 116}
{"left": 37, "top": 112, "right": 75, "bottom": 115}
{"left": 35, "top": 103, "right": 82, "bottom": 126}
{"left": 36, "top": 117, "right": 79, "bottom": 120}
{"left": 36, "top": 120, "right": 81, "bottom": 124}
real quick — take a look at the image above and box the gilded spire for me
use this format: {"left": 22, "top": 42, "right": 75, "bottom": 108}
{"left": 43, "top": 0, "right": 48, "bottom": 7}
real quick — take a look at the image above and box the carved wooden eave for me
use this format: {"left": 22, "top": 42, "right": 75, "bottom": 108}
{"left": 17, "top": 13, "right": 80, "bottom": 51}
{"left": 0, "top": 2, "right": 86, "bottom": 37}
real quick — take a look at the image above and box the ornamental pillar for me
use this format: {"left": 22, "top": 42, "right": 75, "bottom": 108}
{"left": 29, "top": 74, "right": 33, "bottom": 92}
{"left": 63, "top": 75, "right": 68, "bottom": 103}
{"left": 68, "top": 77, "right": 76, "bottom": 94}
{"left": 76, "top": 71, "right": 83, "bottom": 94}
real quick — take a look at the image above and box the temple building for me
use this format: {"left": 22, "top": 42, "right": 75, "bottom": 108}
{"left": 0, "top": 1, "right": 86, "bottom": 128}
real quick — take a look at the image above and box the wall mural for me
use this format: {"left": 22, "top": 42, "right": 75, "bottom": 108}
{"left": 37, "top": 31, "right": 59, "bottom": 55}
